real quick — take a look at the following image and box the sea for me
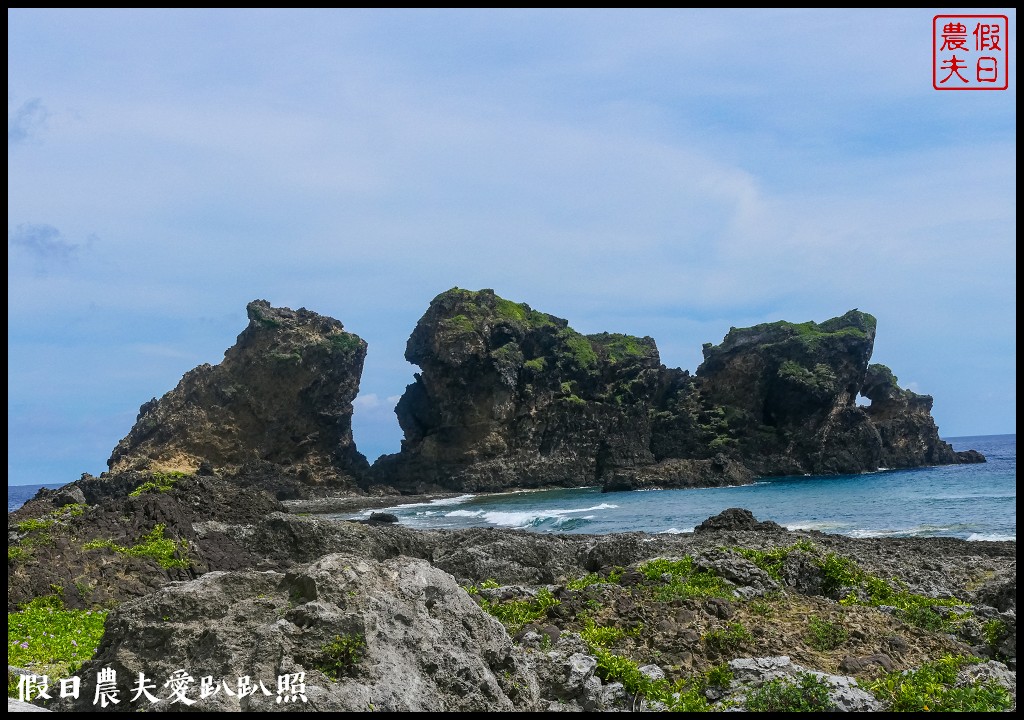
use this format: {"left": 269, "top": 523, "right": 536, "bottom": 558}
{"left": 8, "top": 435, "right": 1015, "bottom": 542}
{"left": 341, "top": 434, "right": 1015, "bottom": 541}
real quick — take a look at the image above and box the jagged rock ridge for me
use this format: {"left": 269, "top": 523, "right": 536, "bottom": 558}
{"left": 373, "top": 288, "right": 981, "bottom": 493}
{"left": 108, "top": 300, "right": 369, "bottom": 496}
{"left": 104, "top": 290, "right": 981, "bottom": 497}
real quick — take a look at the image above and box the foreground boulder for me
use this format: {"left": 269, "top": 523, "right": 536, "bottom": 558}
{"left": 55, "top": 554, "right": 539, "bottom": 712}
{"left": 107, "top": 300, "right": 369, "bottom": 496}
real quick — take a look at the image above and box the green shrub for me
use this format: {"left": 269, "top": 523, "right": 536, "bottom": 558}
{"left": 315, "top": 633, "right": 366, "bottom": 681}
{"left": 819, "top": 552, "right": 864, "bottom": 593}
{"left": 15, "top": 517, "right": 54, "bottom": 533}
{"left": 326, "top": 332, "right": 362, "bottom": 354}
{"left": 579, "top": 617, "right": 625, "bottom": 648}
{"left": 639, "top": 557, "right": 733, "bottom": 602}
{"left": 868, "top": 654, "right": 1012, "bottom": 712}
{"left": 82, "top": 524, "right": 190, "bottom": 570}
{"left": 703, "top": 622, "right": 752, "bottom": 654}
{"left": 479, "top": 588, "right": 560, "bottom": 634}
{"left": 745, "top": 671, "right": 835, "bottom": 712}
{"left": 982, "top": 618, "right": 1006, "bottom": 653}
{"left": 806, "top": 616, "right": 848, "bottom": 651}
{"left": 706, "top": 663, "right": 734, "bottom": 689}
{"left": 129, "top": 471, "right": 187, "bottom": 497}
{"left": 730, "top": 539, "right": 817, "bottom": 581}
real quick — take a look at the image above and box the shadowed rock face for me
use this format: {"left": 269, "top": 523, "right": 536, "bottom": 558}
{"left": 653, "top": 310, "right": 885, "bottom": 476}
{"left": 372, "top": 291, "right": 980, "bottom": 492}
{"left": 860, "top": 363, "right": 960, "bottom": 467}
{"left": 107, "top": 300, "right": 369, "bottom": 493}
{"left": 371, "top": 289, "right": 661, "bottom": 493}
{"left": 100, "top": 290, "right": 980, "bottom": 498}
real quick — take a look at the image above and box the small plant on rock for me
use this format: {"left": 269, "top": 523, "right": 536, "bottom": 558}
{"left": 316, "top": 633, "right": 366, "bottom": 681}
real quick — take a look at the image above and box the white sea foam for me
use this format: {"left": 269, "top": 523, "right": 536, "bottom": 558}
{"left": 785, "top": 521, "right": 848, "bottom": 532}
{"left": 442, "top": 502, "right": 618, "bottom": 529}
{"left": 657, "top": 527, "right": 695, "bottom": 534}
{"left": 446, "top": 509, "right": 485, "bottom": 518}
{"left": 848, "top": 524, "right": 976, "bottom": 539}
{"left": 966, "top": 533, "right": 1016, "bottom": 542}
{"left": 352, "top": 493, "right": 476, "bottom": 517}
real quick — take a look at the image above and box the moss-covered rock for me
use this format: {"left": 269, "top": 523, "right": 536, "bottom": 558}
{"left": 373, "top": 294, "right": 978, "bottom": 491}
{"left": 372, "top": 289, "right": 660, "bottom": 492}
{"left": 107, "top": 300, "right": 369, "bottom": 495}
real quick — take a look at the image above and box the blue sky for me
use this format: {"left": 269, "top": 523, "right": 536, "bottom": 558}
{"left": 8, "top": 9, "right": 1016, "bottom": 485}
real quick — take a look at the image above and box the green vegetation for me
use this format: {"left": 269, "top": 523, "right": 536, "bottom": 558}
{"left": 129, "top": 471, "right": 187, "bottom": 497}
{"left": 703, "top": 622, "right": 752, "bottom": 654}
{"left": 8, "top": 597, "right": 108, "bottom": 697}
{"left": 865, "top": 363, "right": 899, "bottom": 387}
{"left": 982, "top": 618, "right": 1006, "bottom": 654}
{"left": 868, "top": 654, "right": 1012, "bottom": 712}
{"left": 638, "top": 557, "right": 733, "bottom": 602}
{"left": 10, "top": 505, "right": 89, "bottom": 561}
{"left": 588, "top": 332, "right": 652, "bottom": 364}
{"left": 559, "top": 329, "right": 598, "bottom": 370}
{"left": 477, "top": 588, "right": 560, "bottom": 635}
{"left": 315, "top": 633, "right": 366, "bottom": 681}
{"left": 579, "top": 617, "right": 626, "bottom": 648}
{"left": 706, "top": 663, "right": 734, "bottom": 689}
{"left": 827, "top": 554, "right": 967, "bottom": 631}
{"left": 15, "top": 517, "right": 54, "bottom": 533}
{"left": 524, "top": 357, "right": 546, "bottom": 372}
{"left": 566, "top": 567, "right": 623, "bottom": 591}
{"left": 729, "top": 540, "right": 815, "bottom": 585}
{"left": 744, "top": 671, "right": 835, "bottom": 712}
{"left": 586, "top": 642, "right": 738, "bottom": 711}
{"left": 444, "top": 314, "right": 477, "bottom": 334}
{"left": 270, "top": 351, "right": 302, "bottom": 363}
{"left": 777, "top": 361, "right": 838, "bottom": 395}
{"left": 733, "top": 542, "right": 968, "bottom": 633}
{"left": 495, "top": 298, "right": 527, "bottom": 322}
{"left": 82, "top": 524, "right": 191, "bottom": 570}
{"left": 326, "top": 332, "right": 362, "bottom": 354}
{"left": 494, "top": 297, "right": 557, "bottom": 329}
{"left": 709, "top": 311, "right": 876, "bottom": 359}
{"left": 806, "top": 616, "right": 848, "bottom": 651}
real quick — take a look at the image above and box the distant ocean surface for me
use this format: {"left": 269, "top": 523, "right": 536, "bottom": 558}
{"left": 9, "top": 435, "right": 1015, "bottom": 542}
{"left": 342, "top": 435, "right": 1015, "bottom": 541}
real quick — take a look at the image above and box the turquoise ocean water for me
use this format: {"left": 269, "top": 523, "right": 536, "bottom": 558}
{"left": 9, "top": 435, "right": 1014, "bottom": 541}
{"left": 342, "top": 435, "right": 1016, "bottom": 541}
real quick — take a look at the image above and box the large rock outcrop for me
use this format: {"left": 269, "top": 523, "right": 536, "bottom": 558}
{"left": 652, "top": 310, "right": 884, "bottom": 476}
{"left": 54, "top": 553, "right": 541, "bottom": 712}
{"left": 107, "top": 300, "right": 369, "bottom": 494}
{"left": 860, "top": 363, "right": 964, "bottom": 467}
{"left": 372, "top": 291, "right": 981, "bottom": 492}
{"left": 371, "top": 289, "right": 661, "bottom": 493}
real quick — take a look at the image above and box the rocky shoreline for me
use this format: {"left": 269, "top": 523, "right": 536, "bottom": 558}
{"left": 8, "top": 290, "right": 1010, "bottom": 712}
{"left": 8, "top": 474, "right": 1017, "bottom": 712}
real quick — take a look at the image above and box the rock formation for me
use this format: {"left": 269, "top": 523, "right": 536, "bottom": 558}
{"left": 84, "top": 290, "right": 982, "bottom": 499}
{"left": 651, "top": 310, "right": 884, "bottom": 477}
{"left": 371, "top": 288, "right": 661, "bottom": 493}
{"left": 372, "top": 290, "right": 981, "bottom": 493}
{"left": 107, "top": 300, "right": 369, "bottom": 496}
{"left": 860, "top": 363, "right": 973, "bottom": 467}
